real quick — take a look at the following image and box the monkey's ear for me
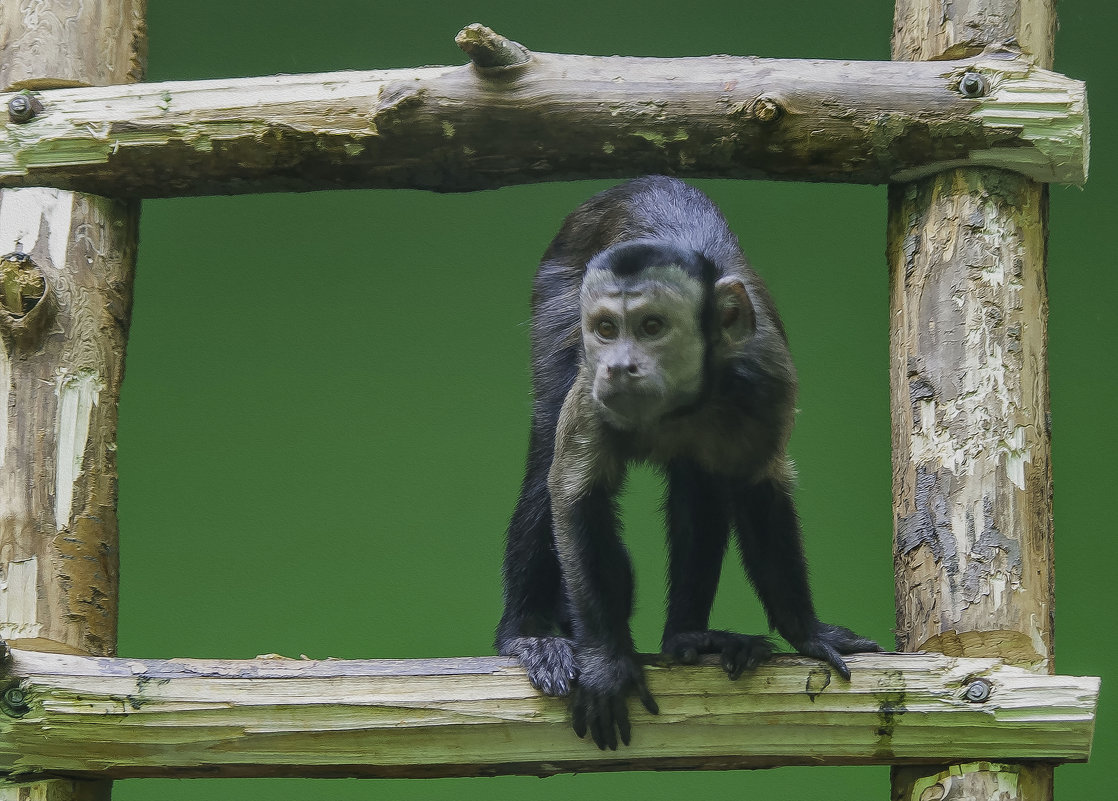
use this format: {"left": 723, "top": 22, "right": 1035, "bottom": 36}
{"left": 714, "top": 277, "right": 755, "bottom": 346}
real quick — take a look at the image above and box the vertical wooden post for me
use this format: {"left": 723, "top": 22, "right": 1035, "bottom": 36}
{"left": 889, "top": 2, "right": 1057, "bottom": 800}
{"left": 0, "top": 1, "right": 146, "bottom": 798}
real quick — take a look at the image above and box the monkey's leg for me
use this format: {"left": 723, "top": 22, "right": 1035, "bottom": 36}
{"left": 732, "top": 477, "right": 881, "bottom": 679}
{"left": 496, "top": 430, "right": 577, "bottom": 697}
{"left": 661, "top": 462, "right": 773, "bottom": 679}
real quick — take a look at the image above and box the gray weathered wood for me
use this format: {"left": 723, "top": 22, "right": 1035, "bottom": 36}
{"left": 0, "top": 649, "right": 1098, "bottom": 779}
{"left": 888, "top": 0, "right": 1061, "bottom": 799}
{"left": 0, "top": 39, "right": 1087, "bottom": 199}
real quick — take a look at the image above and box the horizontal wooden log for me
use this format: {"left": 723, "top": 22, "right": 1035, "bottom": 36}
{"left": 0, "top": 32, "right": 1088, "bottom": 198}
{"left": 0, "top": 648, "right": 1098, "bottom": 779}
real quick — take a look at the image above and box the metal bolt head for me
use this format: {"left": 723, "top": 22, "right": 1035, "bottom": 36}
{"left": 1, "top": 686, "right": 30, "bottom": 716}
{"left": 964, "top": 677, "right": 993, "bottom": 702}
{"left": 959, "top": 72, "right": 988, "bottom": 98}
{"left": 7, "top": 94, "right": 38, "bottom": 123}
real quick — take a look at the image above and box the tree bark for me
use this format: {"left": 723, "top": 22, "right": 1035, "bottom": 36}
{"left": 0, "top": 2, "right": 145, "bottom": 799}
{"left": 0, "top": 46, "right": 1087, "bottom": 198}
{"left": 889, "top": 1, "right": 1057, "bottom": 799}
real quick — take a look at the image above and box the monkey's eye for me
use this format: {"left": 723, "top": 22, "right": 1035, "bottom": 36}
{"left": 640, "top": 316, "right": 665, "bottom": 337}
{"left": 595, "top": 318, "right": 619, "bottom": 340}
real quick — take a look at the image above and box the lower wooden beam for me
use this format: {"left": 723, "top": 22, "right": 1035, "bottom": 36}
{"left": 0, "top": 649, "right": 1097, "bottom": 779}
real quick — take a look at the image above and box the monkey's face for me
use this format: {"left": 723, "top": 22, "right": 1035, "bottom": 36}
{"left": 580, "top": 266, "right": 706, "bottom": 431}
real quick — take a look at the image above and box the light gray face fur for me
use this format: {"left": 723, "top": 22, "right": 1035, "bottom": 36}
{"left": 580, "top": 264, "right": 707, "bottom": 431}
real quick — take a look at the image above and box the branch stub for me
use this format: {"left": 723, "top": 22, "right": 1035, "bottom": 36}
{"left": 750, "top": 94, "right": 784, "bottom": 123}
{"left": 0, "top": 252, "right": 45, "bottom": 317}
{"left": 455, "top": 23, "right": 531, "bottom": 69}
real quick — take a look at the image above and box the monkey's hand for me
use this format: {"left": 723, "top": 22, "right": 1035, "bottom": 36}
{"left": 787, "top": 622, "right": 883, "bottom": 680}
{"left": 502, "top": 636, "right": 578, "bottom": 697}
{"left": 571, "top": 648, "right": 659, "bottom": 750}
{"left": 662, "top": 630, "right": 774, "bottom": 680}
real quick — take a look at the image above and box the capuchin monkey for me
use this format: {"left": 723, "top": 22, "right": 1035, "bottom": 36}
{"left": 496, "top": 176, "right": 880, "bottom": 750}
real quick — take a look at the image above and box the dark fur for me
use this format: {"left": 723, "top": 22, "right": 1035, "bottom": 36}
{"left": 496, "top": 176, "right": 879, "bottom": 750}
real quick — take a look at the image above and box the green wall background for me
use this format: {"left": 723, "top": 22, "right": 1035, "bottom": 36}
{"left": 110, "top": 1, "right": 1113, "bottom": 798}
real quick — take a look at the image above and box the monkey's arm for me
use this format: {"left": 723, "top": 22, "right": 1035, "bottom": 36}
{"left": 548, "top": 372, "right": 658, "bottom": 750}
{"left": 495, "top": 426, "right": 578, "bottom": 697}
{"left": 732, "top": 470, "right": 882, "bottom": 679}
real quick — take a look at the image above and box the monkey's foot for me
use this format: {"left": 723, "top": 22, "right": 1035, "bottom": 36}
{"left": 788, "top": 621, "right": 883, "bottom": 680}
{"left": 501, "top": 636, "right": 578, "bottom": 697}
{"left": 662, "top": 629, "right": 773, "bottom": 680}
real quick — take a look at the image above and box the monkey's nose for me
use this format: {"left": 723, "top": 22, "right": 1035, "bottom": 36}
{"left": 606, "top": 362, "right": 642, "bottom": 380}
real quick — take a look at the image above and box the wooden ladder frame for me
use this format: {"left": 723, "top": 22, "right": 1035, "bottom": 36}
{"left": 0, "top": 2, "right": 1096, "bottom": 799}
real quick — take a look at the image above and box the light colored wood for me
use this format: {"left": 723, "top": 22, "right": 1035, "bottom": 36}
{"left": 0, "top": 778, "right": 109, "bottom": 801}
{"left": 889, "top": 0, "right": 1059, "bottom": 799}
{"left": 0, "top": 46, "right": 1087, "bottom": 198}
{"left": 888, "top": 170, "right": 1052, "bottom": 668}
{"left": 0, "top": 0, "right": 145, "bottom": 660}
{"left": 0, "top": 2, "right": 144, "bottom": 799}
{"left": 892, "top": 0, "right": 1055, "bottom": 66}
{"left": 0, "top": 649, "right": 1098, "bottom": 779}
{"left": 0, "top": 190, "right": 138, "bottom": 657}
{"left": 892, "top": 762, "right": 1054, "bottom": 801}
{"left": 0, "top": 0, "right": 146, "bottom": 92}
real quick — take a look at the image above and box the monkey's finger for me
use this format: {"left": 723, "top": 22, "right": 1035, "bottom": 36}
{"left": 674, "top": 645, "right": 700, "bottom": 663}
{"left": 842, "top": 636, "right": 884, "bottom": 653}
{"left": 721, "top": 647, "right": 743, "bottom": 679}
{"left": 614, "top": 695, "right": 632, "bottom": 746}
{"left": 721, "top": 636, "right": 771, "bottom": 680}
{"left": 815, "top": 645, "right": 851, "bottom": 680}
{"left": 818, "top": 623, "right": 884, "bottom": 654}
{"left": 590, "top": 700, "right": 617, "bottom": 751}
{"left": 637, "top": 681, "right": 659, "bottom": 715}
{"left": 723, "top": 652, "right": 745, "bottom": 681}
{"left": 572, "top": 695, "right": 588, "bottom": 739}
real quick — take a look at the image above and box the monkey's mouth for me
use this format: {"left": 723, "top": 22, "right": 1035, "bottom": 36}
{"left": 593, "top": 383, "right": 666, "bottom": 429}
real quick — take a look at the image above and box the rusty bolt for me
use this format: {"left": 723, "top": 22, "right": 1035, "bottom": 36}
{"left": 752, "top": 95, "right": 783, "bottom": 123}
{"left": 964, "top": 677, "right": 993, "bottom": 702}
{"left": 959, "top": 72, "right": 988, "bottom": 98}
{"left": 7, "top": 94, "right": 38, "bottom": 124}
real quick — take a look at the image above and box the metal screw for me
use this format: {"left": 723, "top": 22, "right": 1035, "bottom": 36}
{"left": 1, "top": 686, "right": 30, "bottom": 716}
{"left": 7, "top": 94, "right": 38, "bottom": 124}
{"left": 959, "top": 72, "right": 987, "bottom": 98}
{"left": 964, "top": 677, "right": 993, "bottom": 702}
{"left": 752, "top": 95, "right": 783, "bottom": 123}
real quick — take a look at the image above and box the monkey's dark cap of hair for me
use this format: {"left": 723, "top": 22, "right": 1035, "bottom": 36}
{"left": 587, "top": 239, "right": 718, "bottom": 285}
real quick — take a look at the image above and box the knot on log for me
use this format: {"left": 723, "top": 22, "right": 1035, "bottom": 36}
{"left": 0, "top": 252, "right": 52, "bottom": 342}
{"left": 455, "top": 24, "right": 531, "bottom": 69}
